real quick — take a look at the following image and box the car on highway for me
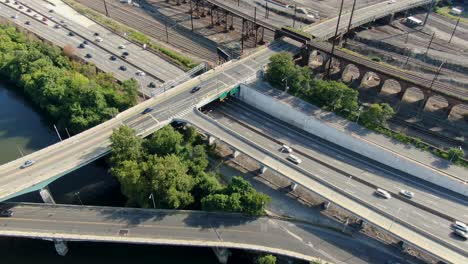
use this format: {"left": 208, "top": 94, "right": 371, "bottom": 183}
{"left": 453, "top": 229, "right": 467, "bottom": 240}
{"left": 149, "top": 82, "right": 156, "bottom": 88}
{"left": 110, "top": 55, "right": 117, "bottom": 61}
{"left": 287, "top": 155, "right": 302, "bottom": 165}
{"left": 453, "top": 221, "right": 467, "bottom": 232}
{"left": 26, "top": 8, "right": 32, "bottom": 12}
{"left": 83, "top": 40, "right": 89, "bottom": 45}
{"left": 136, "top": 70, "right": 146, "bottom": 76}
{"left": 79, "top": 43, "right": 86, "bottom": 48}
{"left": 54, "top": 24, "right": 61, "bottom": 29}
{"left": 375, "top": 188, "right": 391, "bottom": 199}
{"left": 388, "top": 0, "right": 396, "bottom": 4}
{"left": 191, "top": 85, "right": 201, "bottom": 93}
{"left": 49, "top": 9, "right": 54, "bottom": 13}
{"left": 85, "top": 53, "right": 93, "bottom": 59}
{"left": 18, "top": 5, "right": 23, "bottom": 9}
{"left": 20, "top": 160, "right": 35, "bottom": 169}
{"left": 42, "top": 17, "right": 48, "bottom": 22}
{"left": 281, "top": 144, "right": 293, "bottom": 153}
{"left": 0, "top": 210, "right": 13, "bottom": 217}
{"left": 95, "top": 37, "right": 103, "bottom": 42}
{"left": 118, "top": 44, "right": 126, "bottom": 49}
{"left": 68, "top": 31, "right": 75, "bottom": 36}
{"left": 11, "top": 14, "right": 18, "bottom": 19}
{"left": 122, "top": 51, "right": 129, "bottom": 56}
{"left": 119, "top": 65, "right": 127, "bottom": 71}
{"left": 399, "top": 189, "right": 414, "bottom": 199}
{"left": 142, "top": 108, "right": 153, "bottom": 114}
{"left": 25, "top": 21, "right": 31, "bottom": 25}
{"left": 94, "top": 32, "right": 100, "bottom": 36}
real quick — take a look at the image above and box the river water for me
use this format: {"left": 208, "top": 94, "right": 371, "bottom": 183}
{"left": 0, "top": 82, "right": 221, "bottom": 263}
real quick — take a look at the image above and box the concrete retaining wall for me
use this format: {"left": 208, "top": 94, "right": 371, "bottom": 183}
{"left": 238, "top": 85, "right": 468, "bottom": 197}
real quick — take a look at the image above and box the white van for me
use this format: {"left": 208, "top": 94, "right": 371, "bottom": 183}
{"left": 375, "top": 188, "right": 391, "bottom": 199}
{"left": 287, "top": 155, "right": 302, "bottom": 164}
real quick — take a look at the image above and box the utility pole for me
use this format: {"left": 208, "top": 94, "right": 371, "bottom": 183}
{"left": 344, "top": 0, "right": 357, "bottom": 47}
{"left": 449, "top": 18, "right": 460, "bottom": 43}
{"left": 165, "top": 21, "right": 169, "bottom": 42}
{"left": 326, "top": 0, "right": 345, "bottom": 79}
{"left": 423, "top": 0, "right": 436, "bottom": 27}
{"left": 293, "top": 4, "right": 297, "bottom": 28}
{"left": 103, "top": 0, "right": 109, "bottom": 17}
{"left": 189, "top": 0, "right": 194, "bottom": 31}
{"left": 429, "top": 60, "right": 445, "bottom": 90}
{"left": 65, "top": 128, "right": 71, "bottom": 138}
{"left": 424, "top": 32, "right": 435, "bottom": 57}
{"left": 265, "top": 2, "right": 269, "bottom": 19}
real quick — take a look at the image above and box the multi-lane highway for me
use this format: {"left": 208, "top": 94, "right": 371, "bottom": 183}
{"left": 0, "top": 203, "right": 415, "bottom": 264}
{"left": 203, "top": 99, "right": 468, "bottom": 250}
{"left": 181, "top": 108, "right": 467, "bottom": 264}
{"left": 0, "top": 0, "right": 185, "bottom": 95}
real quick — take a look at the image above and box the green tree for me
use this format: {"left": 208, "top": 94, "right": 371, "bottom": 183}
{"left": 110, "top": 126, "right": 143, "bottom": 165}
{"left": 257, "top": 255, "right": 277, "bottom": 264}
{"left": 183, "top": 125, "right": 198, "bottom": 144}
{"left": 111, "top": 159, "right": 148, "bottom": 207}
{"left": 360, "top": 103, "right": 395, "bottom": 128}
{"left": 201, "top": 193, "right": 229, "bottom": 211}
{"left": 146, "top": 154, "right": 195, "bottom": 209}
{"left": 448, "top": 147, "right": 464, "bottom": 162}
{"left": 266, "top": 52, "right": 296, "bottom": 87}
{"left": 145, "top": 125, "right": 183, "bottom": 155}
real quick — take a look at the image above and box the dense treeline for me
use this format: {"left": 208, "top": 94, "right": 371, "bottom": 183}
{"left": 110, "top": 125, "right": 271, "bottom": 215}
{"left": 266, "top": 52, "right": 394, "bottom": 129}
{"left": 0, "top": 24, "right": 138, "bottom": 133}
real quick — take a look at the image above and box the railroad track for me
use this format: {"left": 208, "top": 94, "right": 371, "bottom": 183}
{"left": 75, "top": 0, "right": 219, "bottom": 62}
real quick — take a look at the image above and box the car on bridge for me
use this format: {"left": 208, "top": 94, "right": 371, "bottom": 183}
{"left": 399, "top": 190, "right": 414, "bottom": 199}
{"left": 280, "top": 145, "right": 293, "bottom": 153}
{"left": 191, "top": 86, "right": 201, "bottom": 93}
{"left": 0, "top": 210, "right": 13, "bottom": 217}
{"left": 453, "top": 221, "right": 467, "bottom": 232}
{"left": 20, "top": 160, "right": 35, "bottom": 169}
{"left": 286, "top": 155, "right": 302, "bottom": 165}
{"left": 453, "top": 229, "right": 467, "bottom": 240}
{"left": 142, "top": 108, "right": 153, "bottom": 114}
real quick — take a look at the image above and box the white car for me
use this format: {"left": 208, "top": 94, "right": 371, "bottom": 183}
{"left": 20, "top": 160, "right": 35, "bottom": 169}
{"left": 287, "top": 155, "right": 302, "bottom": 165}
{"left": 12, "top": 14, "right": 18, "bottom": 19}
{"left": 453, "top": 229, "right": 467, "bottom": 240}
{"left": 399, "top": 190, "right": 414, "bottom": 199}
{"left": 375, "top": 188, "right": 391, "bottom": 199}
{"left": 95, "top": 37, "right": 103, "bottom": 42}
{"left": 281, "top": 144, "right": 293, "bottom": 153}
{"left": 136, "top": 70, "right": 146, "bottom": 76}
{"left": 118, "top": 44, "right": 126, "bottom": 49}
{"left": 453, "top": 221, "right": 467, "bottom": 232}
{"left": 388, "top": 0, "right": 396, "bottom": 4}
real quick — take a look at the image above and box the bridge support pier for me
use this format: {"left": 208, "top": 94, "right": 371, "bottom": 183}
{"left": 54, "top": 239, "right": 69, "bottom": 256}
{"left": 39, "top": 187, "right": 56, "bottom": 204}
{"left": 231, "top": 149, "right": 240, "bottom": 159}
{"left": 208, "top": 135, "right": 216, "bottom": 145}
{"left": 212, "top": 247, "right": 231, "bottom": 264}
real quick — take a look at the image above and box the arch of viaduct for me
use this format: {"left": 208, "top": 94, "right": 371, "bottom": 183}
{"left": 307, "top": 49, "right": 468, "bottom": 125}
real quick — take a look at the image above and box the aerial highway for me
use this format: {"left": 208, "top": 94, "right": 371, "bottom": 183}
{"left": 0, "top": 0, "right": 185, "bottom": 95}
{"left": 181, "top": 108, "right": 467, "bottom": 264}
{"left": 304, "top": 0, "right": 433, "bottom": 40}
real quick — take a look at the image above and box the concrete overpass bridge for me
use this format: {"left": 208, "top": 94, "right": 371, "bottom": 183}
{"left": 0, "top": 203, "right": 330, "bottom": 263}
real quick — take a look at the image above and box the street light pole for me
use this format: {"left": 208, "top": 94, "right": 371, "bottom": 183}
{"left": 356, "top": 106, "right": 363, "bottom": 124}
{"left": 429, "top": 60, "right": 445, "bottom": 90}
{"left": 74, "top": 191, "right": 83, "bottom": 205}
{"left": 449, "top": 18, "right": 460, "bottom": 43}
{"left": 103, "top": 0, "right": 109, "bottom": 17}
{"left": 343, "top": 0, "right": 357, "bottom": 47}
{"left": 149, "top": 193, "right": 156, "bottom": 208}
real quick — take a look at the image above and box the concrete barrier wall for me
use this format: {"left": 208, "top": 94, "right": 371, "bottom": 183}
{"left": 238, "top": 85, "right": 468, "bottom": 197}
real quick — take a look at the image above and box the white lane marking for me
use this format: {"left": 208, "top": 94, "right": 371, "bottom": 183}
{"left": 413, "top": 212, "right": 423, "bottom": 217}
{"left": 377, "top": 204, "right": 387, "bottom": 210}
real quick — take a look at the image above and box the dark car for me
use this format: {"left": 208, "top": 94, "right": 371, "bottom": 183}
{"left": 79, "top": 43, "right": 86, "bottom": 48}
{"left": 191, "top": 85, "right": 201, "bottom": 93}
{"left": 0, "top": 210, "right": 13, "bottom": 217}
{"left": 68, "top": 31, "right": 75, "bottom": 36}
{"left": 110, "top": 55, "right": 117, "bottom": 61}
{"left": 25, "top": 21, "right": 31, "bottom": 25}
{"left": 142, "top": 108, "right": 153, "bottom": 114}
{"left": 83, "top": 40, "right": 89, "bottom": 45}
{"left": 148, "top": 82, "right": 156, "bottom": 88}
{"left": 119, "top": 65, "right": 127, "bottom": 71}
{"left": 26, "top": 8, "right": 32, "bottom": 12}
{"left": 122, "top": 51, "right": 129, "bottom": 56}
{"left": 85, "top": 53, "right": 92, "bottom": 58}
{"left": 94, "top": 32, "right": 100, "bottom": 36}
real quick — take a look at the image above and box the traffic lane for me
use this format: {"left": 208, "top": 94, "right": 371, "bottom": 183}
{"left": 214, "top": 101, "right": 468, "bottom": 222}
{"left": 26, "top": 0, "right": 184, "bottom": 81}
{"left": 0, "top": 4, "right": 160, "bottom": 88}
{"left": 207, "top": 111, "right": 468, "bottom": 252}
{"left": 1, "top": 206, "right": 315, "bottom": 259}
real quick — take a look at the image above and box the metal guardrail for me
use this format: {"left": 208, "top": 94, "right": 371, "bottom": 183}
{"left": 154, "top": 62, "right": 207, "bottom": 96}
